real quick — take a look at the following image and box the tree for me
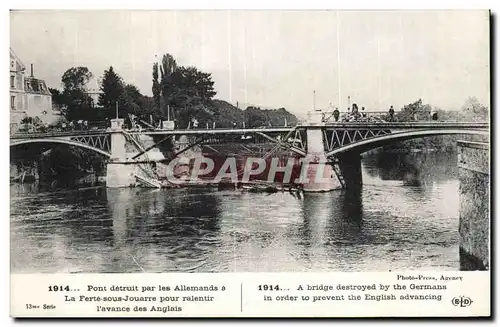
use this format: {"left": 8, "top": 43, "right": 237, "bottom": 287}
{"left": 159, "top": 53, "right": 178, "bottom": 116}
{"left": 97, "top": 67, "right": 153, "bottom": 120}
{"left": 59, "top": 67, "right": 93, "bottom": 121}
{"left": 119, "top": 84, "right": 142, "bottom": 115}
{"left": 150, "top": 53, "right": 218, "bottom": 127}
{"left": 171, "top": 66, "right": 216, "bottom": 104}
{"left": 48, "top": 87, "right": 66, "bottom": 109}
{"left": 61, "top": 67, "right": 93, "bottom": 91}
{"left": 152, "top": 62, "right": 161, "bottom": 112}
{"left": 150, "top": 54, "right": 179, "bottom": 119}
{"left": 461, "top": 96, "right": 488, "bottom": 120}
{"left": 396, "top": 99, "right": 432, "bottom": 122}
{"left": 245, "top": 106, "right": 267, "bottom": 127}
{"left": 210, "top": 99, "right": 245, "bottom": 128}
{"left": 168, "top": 66, "right": 217, "bottom": 127}
{"left": 98, "top": 66, "right": 124, "bottom": 110}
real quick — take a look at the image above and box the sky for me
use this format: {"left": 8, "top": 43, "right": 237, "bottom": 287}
{"left": 10, "top": 10, "right": 490, "bottom": 116}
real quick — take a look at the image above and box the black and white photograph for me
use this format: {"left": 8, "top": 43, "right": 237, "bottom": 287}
{"left": 9, "top": 10, "right": 490, "bottom": 275}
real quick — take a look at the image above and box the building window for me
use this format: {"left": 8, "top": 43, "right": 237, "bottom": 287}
{"left": 11, "top": 96, "right": 15, "bottom": 110}
{"left": 10, "top": 76, "right": 15, "bottom": 88}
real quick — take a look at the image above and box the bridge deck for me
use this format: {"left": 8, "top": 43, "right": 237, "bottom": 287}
{"left": 319, "top": 121, "right": 489, "bottom": 129}
{"left": 10, "top": 121, "right": 489, "bottom": 139}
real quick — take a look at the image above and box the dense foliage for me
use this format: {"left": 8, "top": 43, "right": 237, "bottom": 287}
{"left": 46, "top": 53, "right": 298, "bottom": 130}
{"left": 49, "top": 67, "right": 94, "bottom": 121}
{"left": 209, "top": 101, "right": 298, "bottom": 128}
{"left": 98, "top": 66, "right": 123, "bottom": 110}
{"left": 17, "top": 53, "right": 299, "bottom": 182}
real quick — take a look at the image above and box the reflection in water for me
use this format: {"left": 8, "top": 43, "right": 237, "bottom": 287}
{"left": 100, "top": 188, "right": 223, "bottom": 272}
{"left": 11, "top": 152, "right": 461, "bottom": 272}
{"left": 364, "top": 151, "right": 458, "bottom": 187}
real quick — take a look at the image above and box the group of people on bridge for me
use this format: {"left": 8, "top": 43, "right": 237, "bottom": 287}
{"left": 329, "top": 103, "right": 377, "bottom": 123}
{"left": 13, "top": 118, "right": 101, "bottom": 134}
{"left": 327, "top": 104, "right": 438, "bottom": 123}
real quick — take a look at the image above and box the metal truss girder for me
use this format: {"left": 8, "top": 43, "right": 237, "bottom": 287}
{"left": 322, "top": 128, "right": 394, "bottom": 152}
{"left": 69, "top": 134, "right": 111, "bottom": 153}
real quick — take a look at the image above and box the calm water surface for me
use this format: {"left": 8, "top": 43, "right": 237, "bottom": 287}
{"left": 11, "top": 152, "right": 460, "bottom": 273}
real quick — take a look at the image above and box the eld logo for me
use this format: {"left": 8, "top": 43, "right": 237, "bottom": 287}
{"left": 452, "top": 296, "right": 473, "bottom": 307}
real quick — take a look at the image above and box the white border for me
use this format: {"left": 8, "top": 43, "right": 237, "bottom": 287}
{"left": 4, "top": 1, "right": 500, "bottom": 10}
{"left": 2, "top": 1, "right": 498, "bottom": 325}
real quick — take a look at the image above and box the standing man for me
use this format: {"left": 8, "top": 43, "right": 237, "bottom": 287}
{"left": 389, "top": 105, "right": 395, "bottom": 121}
{"left": 352, "top": 103, "right": 360, "bottom": 120}
{"left": 333, "top": 107, "right": 340, "bottom": 122}
{"left": 361, "top": 107, "right": 367, "bottom": 119}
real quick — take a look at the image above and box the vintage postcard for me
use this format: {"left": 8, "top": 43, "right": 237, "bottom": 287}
{"left": 9, "top": 9, "right": 490, "bottom": 318}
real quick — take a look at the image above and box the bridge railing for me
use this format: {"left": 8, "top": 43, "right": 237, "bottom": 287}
{"left": 322, "top": 110, "right": 391, "bottom": 123}
{"left": 10, "top": 129, "right": 110, "bottom": 139}
{"left": 318, "top": 121, "right": 489, "bottom": 129}
{"left": 10, "top": 121, "right": 489, "bottom": 139}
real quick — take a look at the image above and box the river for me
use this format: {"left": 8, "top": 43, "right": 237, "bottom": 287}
{"left": 10, "top": 152, "right": 461, "bottom": 273}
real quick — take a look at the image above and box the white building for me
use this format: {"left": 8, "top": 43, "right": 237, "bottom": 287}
{"left": 86, "top": 76, "right": 104, "bottom": 108}
{"left": 10, "top": 48, "right": 61, "bottom": 128}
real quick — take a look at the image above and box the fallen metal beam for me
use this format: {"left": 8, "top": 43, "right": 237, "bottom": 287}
{"left": 261, "top": 127, "right": 299, "bottom": 159}
{"left": 139, "top": 119, "right": 156, "bottom": 129}
{"left": 204, "top": 145, "right": 220, "bottom": 154}
{"left": 123, "top": 131, "right": 146, "bottom": 152}
{"left": 171, "top": 137, "right": 206, "bottom": 158}
{"left": 255, "top": 131, "right": 306, "bottom": 156}
{"left": 132, "top": 135, "right": 173, "bottom": 160}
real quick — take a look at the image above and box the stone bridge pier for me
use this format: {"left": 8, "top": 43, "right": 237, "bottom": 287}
{"left": 106, "top": 119, "right": 172, "bottom": 188}
{"left": 301, "top": 111, "right": 362, "bottom": 192}
{"left": 106, "top": 118, "right": 136, "bottom": 188}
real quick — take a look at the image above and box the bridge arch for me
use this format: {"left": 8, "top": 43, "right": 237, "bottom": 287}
{"left": 10, "top": 138, "right": 112, "bottom": 158}
{"left": 326, "top": 129, "right": 489, "bottom": 157}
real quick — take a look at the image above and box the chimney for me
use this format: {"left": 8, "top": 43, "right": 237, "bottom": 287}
{"left": 30, "top": 64, "right": 34, "bottom": 77}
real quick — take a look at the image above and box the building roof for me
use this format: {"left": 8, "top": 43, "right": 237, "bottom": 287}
{"left": 9, "top": 48, "right": 26, "bottom": 71}
{"left": 25, "top": 77, "right": 51, "bottom": 96}
{"left": 11, "top": 48, "right": 51, "bottom": 96}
